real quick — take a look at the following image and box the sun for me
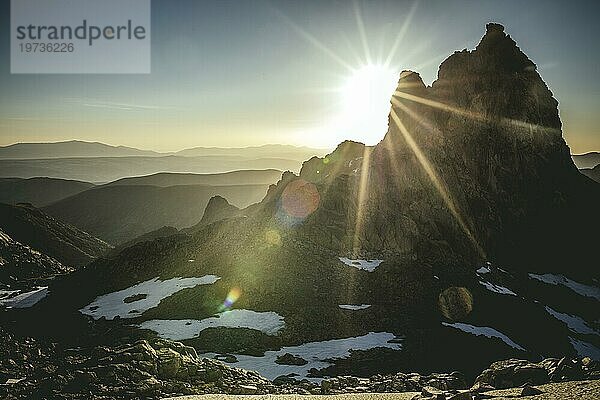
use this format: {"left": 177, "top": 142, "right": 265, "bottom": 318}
{"left": 340, "top": 64, "right": 399, "bottom": 145}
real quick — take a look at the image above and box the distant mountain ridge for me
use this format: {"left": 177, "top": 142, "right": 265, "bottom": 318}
{"left": 0, "top": 140, "right": 162, "bottom": 159}
{"left": 572, "top": 152, "right": 600, "bottom": 169}
{"left": 175, "top": 144, "right": 328, "bottom": 160}
{"left": 104, "top": 169, "right": 283, "bottom": 187}
{"left": 0, "top": 141, "right": 327, "bottom": 160}
{"left": 0, "top": 156, "right": 306, "bottom": 183}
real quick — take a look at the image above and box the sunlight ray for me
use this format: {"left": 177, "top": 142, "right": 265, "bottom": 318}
{"left": 352, "top": 145, "right": 372, "bottom": 257}
{"left": 353, "top": 0, "right": 372, "bottom": 65}
{"left": 273, "top": 7, "right": 355, "bottom": 72}
{"left": 340, "top": 32, "right": 367, "bottom": 66}
{"left": 384, "top": 0, "right": 419, "bottom": 68}
{"left": 389, "top": 105, "right": 485, "bottom": 258}
{"left": 393, "top": 90, "right": 561, "bottom": 135}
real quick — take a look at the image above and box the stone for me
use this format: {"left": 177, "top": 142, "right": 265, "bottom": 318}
{"left": 275, "top": 353, "right": 308, "bottom": 366}
{"left": 156, "top": 348, "right": 182, "bottom": 379}
{"left": 237, "top": 384, "right": 258, "bottom": 394}
{"left": 447, "top": 391, "right": 473, "bottom": 400}
{"left": 521, "top": 385, "right": 543, "bottom": 396}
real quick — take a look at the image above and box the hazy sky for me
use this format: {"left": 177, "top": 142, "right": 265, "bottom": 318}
{"left": 0, "top": 0, "right": 598, "bottom": 152}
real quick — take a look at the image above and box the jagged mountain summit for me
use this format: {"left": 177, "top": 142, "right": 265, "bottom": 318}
{"left": 13, "top": 24, "right": 600, "bottom": 383}
{"left": 298, "top": 23, "right": 597, "bottom": 274}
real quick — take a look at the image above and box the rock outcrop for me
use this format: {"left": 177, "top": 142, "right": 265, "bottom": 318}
{"left": 273, "top": 22, "right": 600, "bottom": 278}
{"left": 196, "top": 196, "right": 241, "bottom": 227}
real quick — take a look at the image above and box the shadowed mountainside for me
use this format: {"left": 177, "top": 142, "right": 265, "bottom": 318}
{"left": 0, "top": 203, "right": 110, "bottom": 267}
{"left": 43, "top": 183, "right": 271, "bottom": 244}
{"left": 0, "top": 177, "right": 94, "bottom": 207}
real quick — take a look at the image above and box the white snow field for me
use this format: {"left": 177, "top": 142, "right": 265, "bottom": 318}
{"left": 80, "top": 275, "right": 220, "bottom": 319}
{"left": 204, "top": 331, "right": 402, "bottom": 381}
{"left": 138, "top": 309, "right": 285, "bottom": 340}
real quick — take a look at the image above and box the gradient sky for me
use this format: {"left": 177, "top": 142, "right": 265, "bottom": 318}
{"left": 0, "top": 0, "right": 598, "bottom": 152}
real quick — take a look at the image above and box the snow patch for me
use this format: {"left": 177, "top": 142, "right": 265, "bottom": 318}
{"left": 204, "top": 332, "right": 402, "bottom": 381}
{"left": 569, "top": 337, "right": 600, "bottom": 360}
{"left": 442, "top": 322, "right": 525, "bottom": 351}
{"left": 138, "top": 309, "right": 284, "bottom": 340}
{"left": 528, "top": 273, "right": 600, "bottom": 300}
{"left": 478, "top": 280, "right": 517, "bottom": 296}
{"left": 476, "top": 266, "right": 491, "bottom": 274}
{"left": 80, "top": 275, "right": 220, "bottom": 320}
{"left": 0, "top": 287, "right": 48, "bottom": 309}
{"left": 338, "top": 304, "right": 371, "bottom": 310}
{"left": 338, "top": 257, "right": 383, "bottom": 272}
{"left": 544, "top": 306, "right": 597, "bottom": 335}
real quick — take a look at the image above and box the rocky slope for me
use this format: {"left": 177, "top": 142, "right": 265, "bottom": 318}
{"left": 0, "top": 228, "right": 71, "bottom": 289}
{"left": 0, "top": 203, "right": 110, "bottom": 267}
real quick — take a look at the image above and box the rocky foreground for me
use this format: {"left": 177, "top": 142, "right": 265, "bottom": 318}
{"left": 169, "top": 380, "right": 600, "bottom": 400}
{"left": 1, "top": 329, "right": 598, "bottom": 399}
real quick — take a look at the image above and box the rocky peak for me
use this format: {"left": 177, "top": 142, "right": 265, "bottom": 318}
{"left": 260, "top": 24, "right": 597, "bottom": 273}
{"left": 396, "top": 70, "right": 427, "bottom": 94}
{"left": 198, "top": 195, "right": 240, "bottom": 227}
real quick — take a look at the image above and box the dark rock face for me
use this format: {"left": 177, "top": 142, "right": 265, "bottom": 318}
{"left": 283, "top": 22, "right": 599, "bottom": 277}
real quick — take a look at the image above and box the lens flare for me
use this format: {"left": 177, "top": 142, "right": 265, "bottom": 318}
{"left": 222, "top": 287, "right": 241, "bottom": 310}
{"left": 278, "top": 179, "right": 320, "bottom": 226}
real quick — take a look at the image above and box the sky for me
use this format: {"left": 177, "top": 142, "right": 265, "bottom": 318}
{"left": 0, "top": 0, "right": 598, "bottom": 153}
